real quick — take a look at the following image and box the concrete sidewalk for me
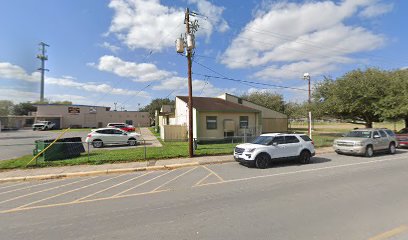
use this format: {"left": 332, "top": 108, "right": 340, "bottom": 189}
{"left": 0, "top": 147, "right": 333, "bottom": 182}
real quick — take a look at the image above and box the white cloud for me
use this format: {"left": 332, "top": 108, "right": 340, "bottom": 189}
{"left": 359, "top": 2, "right": 394, "bottom": 18}
{"left": 221, "top": 0, "right": 389, "bottom": 80}
{"left": 47, "top": 94, "right": 86, "bottom": 102}
{"left": 0, "top": 61, "right": 151, "bottom": 99}
{"left": 152, "top": 76, "right": 234, "bottom": 97}
{"left": 0, "top": 88, "right": 38, "bottom": 103}
{"left": 46, "top": 76, "right": 150, "bottom": 98}
{"left": 0, "top": 62, "right": 39, "bottom": 82}
{"left": 99, "top": 41, "right": 121, "bottom": 53}
{"left": 93, "top": 55, "right": 173, "bottom": 82}
{"left": 107, "top": 0, "right": 228, "bottom": 50}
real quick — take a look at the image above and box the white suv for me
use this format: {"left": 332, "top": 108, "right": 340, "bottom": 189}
{"left": 85, "top": 128, "right": 141, "bottom": 148}
{"left": 234, "top": 133, "right": 315, "bottom": 169}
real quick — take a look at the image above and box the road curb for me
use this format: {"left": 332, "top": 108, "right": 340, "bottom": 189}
{"left": 0, "top": 149, "right": 334, "bottom": 183}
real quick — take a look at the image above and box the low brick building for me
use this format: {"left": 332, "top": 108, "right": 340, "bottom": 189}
{"left": 0, "top": 104, "right": 150, "bottom": 129}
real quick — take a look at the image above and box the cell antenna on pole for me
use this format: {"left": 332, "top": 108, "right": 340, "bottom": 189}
{"left": 37, "top": 42, "right": 50, "bottom": 102}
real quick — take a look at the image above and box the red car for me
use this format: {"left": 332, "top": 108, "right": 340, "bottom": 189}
{"left": 396, "top": 128, "right": 408, "bottom": 148}
{"left": 107, "top": 123, "right": 136, "bottom": 132}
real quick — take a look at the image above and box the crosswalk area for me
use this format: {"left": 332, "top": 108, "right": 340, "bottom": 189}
{"left": 0, "top": 164, "right": 229, "bottom": 214}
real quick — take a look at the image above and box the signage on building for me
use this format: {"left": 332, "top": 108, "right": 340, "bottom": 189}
{"left": 68, "top": 107, "right": 80, "bottom": 114}
{"left": 89, "top": 107, "right": 97, "bottom": 114}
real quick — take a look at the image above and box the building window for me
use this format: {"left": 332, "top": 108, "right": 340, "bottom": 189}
{"left": 240, "top": 116, "right": 249, "bottom": 128}
{"left": 206, "top": 116, "right": 217, "bottom": 129}
{"left": 126, "top": 120, "right": 133, "bottom": 125}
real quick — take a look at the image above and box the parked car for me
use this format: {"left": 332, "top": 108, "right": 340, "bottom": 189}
{"left": 234, "top": 133, "right": 315, "bottom": 169}
{"left": 32, "top": 121, "right": 55, "bottom": 131}
{"left": 333, "top": 128, "right": 398, "bottom": 157}
{"left": 396, "top": 128, "right": 408, "bottom": 148}
{"left": 85, "top": 128, "right": 141, "bottom": 148}
{"left": 107, "top": 123, "right": 136, "bottom": 132}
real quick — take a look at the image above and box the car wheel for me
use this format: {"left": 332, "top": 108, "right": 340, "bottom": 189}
{"left": 388, "top": 143, "right": 396, "bottom": 154}
{"left": 92, "top": 140, "right": 103, "bottom": 148}
{"left": 255, "top": 153, "right": 270, "bottom": 169}
{"left": 128, "top": 139, "right": 137, "bottom": 146}
{"left": 365, "top": 145, "right": 374, "bottom": 157}
{"left": 299, "top": 150, "right": 311, "bottom": 164}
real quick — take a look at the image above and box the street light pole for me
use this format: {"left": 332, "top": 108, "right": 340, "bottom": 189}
{"left": 303, "top": 73, "right": 312, "bottom": 139}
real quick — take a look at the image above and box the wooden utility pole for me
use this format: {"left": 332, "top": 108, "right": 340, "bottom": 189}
{"left": 185, "top": 8, "right": 194, "bottom": 157}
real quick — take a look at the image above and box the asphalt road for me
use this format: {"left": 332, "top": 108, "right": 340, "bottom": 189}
{"left": 0, "top": 128, "right": 161, "bottom": 161}
{"left": 1, "top": 150, "right": 408, "bottom": 240}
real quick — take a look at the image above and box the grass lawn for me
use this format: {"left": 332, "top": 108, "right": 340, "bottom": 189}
{"left": 0, "top": 141, "right": 237, "bottom": 170}
{"left": 49, "top": 128, "right": 93, "bottom": 133}
{"left": 2, "top": 123, "right": 383, "bottom": 170}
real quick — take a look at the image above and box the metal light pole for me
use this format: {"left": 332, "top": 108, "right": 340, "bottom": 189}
{"left": 303, "top": 73, "right": 312, "bottom": 139}
{"left": 37, "top": 42, "right": 49, "bottom": 102}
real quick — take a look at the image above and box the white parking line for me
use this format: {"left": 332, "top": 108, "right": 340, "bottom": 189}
{"left": 151, "top": 167, "right": 198, "bottom": 192}
{"left": 202, "top": 165, "right": 225, "bottom": 182}
{"left": 0, "top": 182, "right": 27, "bottom": 190}
{"left": 195, "top": 155, "right": 408, "bottom": 187}
{"left": 113, "top": 170, "right": 175, "bottom": 197}
{"left": 13, "top": 175, "right": 124, "bottom": 209}
{"left": 0, "top": 177, "right": 96, "bottom": 205}
{"left": 194, "top": 173, "right": 212, "bottom": 187}
{"left": 0, "top": 179, "right": 63, "bottom": 195}
{"left": 72, "top": 172, "right": 151, "bottom": 202}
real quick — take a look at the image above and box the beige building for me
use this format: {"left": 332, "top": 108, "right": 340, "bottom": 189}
{"left": 0, "top": 104, "right": 149, "bottom": 129}
{"left": 156, "top": 94, "right": 288, "bottom": 141}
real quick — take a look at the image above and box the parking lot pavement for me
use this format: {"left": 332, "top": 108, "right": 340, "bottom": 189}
{"left": 0, "top": 127, "right": 161, "bottom": 161}
{"left": 0, "top": 149, "right": 407, "bottom": 214}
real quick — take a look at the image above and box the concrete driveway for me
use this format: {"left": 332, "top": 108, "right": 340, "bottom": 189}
{"left": 0, "top": 128, "right": 161, "bottom": 161}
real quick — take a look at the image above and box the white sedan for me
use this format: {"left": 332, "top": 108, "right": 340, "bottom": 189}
{"left": 85, "top": 128, "right": 141, "bottom": 148}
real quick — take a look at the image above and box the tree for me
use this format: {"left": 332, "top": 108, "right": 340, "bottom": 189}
{"left": 139, "top": 98, "right": 175, "bottom": 124}
{"left": 284, "top": 102, "right": 307, "bottom": 119}
{"left": 313, "top": 68, "right": 388, "bottom": 128}
{"left": 241, "top": 91, "right": 284, "bottom": 112}
{"left": 377, "top": 69, "right": 408, "bottom": 127}
{"left": 13, "top": 102, "right": 37, "bottom": 115}
{"left": 0, "top": 100, "right": 14, "bottom": 116}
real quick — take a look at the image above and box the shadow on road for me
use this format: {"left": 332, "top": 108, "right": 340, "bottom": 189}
{"left": 272, "top": 157, "right": 331, "bottom": 169}
{"left": 240, "top": 157, "right": 332, "bottom": 169}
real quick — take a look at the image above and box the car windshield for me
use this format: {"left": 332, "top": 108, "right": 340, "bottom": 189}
{"left": 398, "top": 128, "right": 408, "bottom": 134}
{"left": 345, "top": 131, "right": 372, "bottom": 138}
{"left": 251, "top": 136, "right": 273, "bottom": 145}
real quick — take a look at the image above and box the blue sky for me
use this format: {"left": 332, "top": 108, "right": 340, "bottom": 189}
{"left": 0, "top": 0, "right": 407, "bottom": 110}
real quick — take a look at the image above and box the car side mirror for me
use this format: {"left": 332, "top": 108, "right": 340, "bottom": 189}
{"left": 373, "top": 135, "right": 380, "bottom": 139}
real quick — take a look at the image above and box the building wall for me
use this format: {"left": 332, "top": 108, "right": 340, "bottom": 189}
{"left": 218, "top": 93, "right": 287, "bottom": 119}
{"left": 262, "top": 118, "right": 289, "bottom": 133}
{"left": 175, "top": 97, "right": 188, "bottom": 126}
{"left": 160, "top": 125, "right": 187, "bottom": 141}
{"left": 218, "top": 93, "right": 288, "bottom": 132}
{"left": 197, "top": 111, "right": 259, "bottom": 140}
{"left": 36, "top": 105, "right": 149, "bottom": 128}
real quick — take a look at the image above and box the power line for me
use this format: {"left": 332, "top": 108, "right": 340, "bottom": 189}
{"left": 192, "top": 59, "right": 309, "bottom": 92}
{"left": 93, "top": 23, "right": 183, "bottom": 107}
{"left": 193, "top": 72, "right": 308, "bottom": 92}
{"left": 120, "top": 83, "right": 152, "bottom": 106}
